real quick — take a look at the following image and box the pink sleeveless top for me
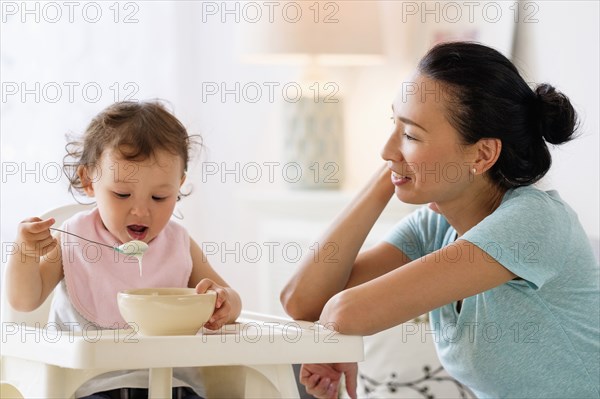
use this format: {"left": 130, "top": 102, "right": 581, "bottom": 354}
{"left": 60, "top": 208, "right": 193, "bottom": 329}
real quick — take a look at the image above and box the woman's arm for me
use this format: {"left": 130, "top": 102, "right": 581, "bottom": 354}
{"left": 320, "top": 239, "right": 517, "bottom": 335}
{"left": 189, "top": 238, "right": 242, "bottom": 328}
{"left": 5, "top": 217, "right": 63, "bottom": 312}
{"left": 281, "top": 163, "right": 410, "bottom": 321}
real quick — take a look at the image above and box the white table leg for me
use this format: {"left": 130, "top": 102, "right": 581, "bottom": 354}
{"left": 149, "top": 367, "right": 172, "bottom": 399}
{"left": 275, "top": 364, "right": 300, "bottom": 398}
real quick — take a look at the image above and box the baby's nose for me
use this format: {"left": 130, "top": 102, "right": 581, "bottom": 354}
{"left": 130, "top": 203, "right": 150, "bottom": 217}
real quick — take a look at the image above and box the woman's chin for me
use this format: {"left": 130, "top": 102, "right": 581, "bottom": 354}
{"left": 394, "top": 188, "right": 427, "bottom": 205}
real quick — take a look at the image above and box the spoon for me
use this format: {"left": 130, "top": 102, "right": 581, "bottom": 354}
{"left": 49, "top": 227, "right": 149, "bottom": 256}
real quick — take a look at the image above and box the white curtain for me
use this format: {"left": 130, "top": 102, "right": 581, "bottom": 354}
{"left": 1, "top": 2, "right": 183, "bottom": 240}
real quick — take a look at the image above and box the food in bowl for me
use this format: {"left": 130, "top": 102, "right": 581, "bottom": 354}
{"left": 117, "top": 288, "right": 217, "bottom": 336}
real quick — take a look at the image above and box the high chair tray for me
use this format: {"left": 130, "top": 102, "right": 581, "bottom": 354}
{"left": 1, "top": 311, "right": 363, "bottom": 398}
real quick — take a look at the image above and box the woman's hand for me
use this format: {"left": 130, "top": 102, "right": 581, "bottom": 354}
{"left": 15, "top": 217, "right": 57, "bottom": 261}
{"left": 195, "top": 278, "right": 233, "bottom": 330}
{"left": 300, "top": 363, "right": 358, "bottom": 399}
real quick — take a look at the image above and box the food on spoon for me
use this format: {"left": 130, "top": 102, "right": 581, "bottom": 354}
{"left": 117, "top": 240, "right": 148, "bottom": 276}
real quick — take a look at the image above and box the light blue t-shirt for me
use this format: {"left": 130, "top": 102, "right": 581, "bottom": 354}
{"left": 384, "top": 186, "right": 599, "bottom": 398}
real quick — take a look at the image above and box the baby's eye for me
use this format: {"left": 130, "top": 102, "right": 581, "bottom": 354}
{"left": 114, "top": 192, "right": 130, "bottom": 199}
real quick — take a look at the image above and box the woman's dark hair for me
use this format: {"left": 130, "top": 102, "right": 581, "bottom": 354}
{"left": 417, "top": 41, "right": 578, "bottom": 188}
{"left": 63, "top": 100, "right": 202, "bottom": 198}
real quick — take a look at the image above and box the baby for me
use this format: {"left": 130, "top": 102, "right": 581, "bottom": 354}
{"left": 6, "top": 101, "right": 242, "bottom": 398}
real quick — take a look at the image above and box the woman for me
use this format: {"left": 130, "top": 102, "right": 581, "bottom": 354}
{"left": 280, "top": 42, "right": 599, "bottom": 398}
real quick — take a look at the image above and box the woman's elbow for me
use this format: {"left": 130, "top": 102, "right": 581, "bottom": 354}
{"left": 280, "top": 289, "right": 320, "bottom": 321}
{"left": 279, "top": 289, "right": 300, "bottom": 318}
{"left": 319, "top": 291, "right": 371, "bottom": 335}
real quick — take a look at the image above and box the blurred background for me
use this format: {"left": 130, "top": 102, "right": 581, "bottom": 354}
{"left": 1, "top": 0, "right": 598, "bottom": 314}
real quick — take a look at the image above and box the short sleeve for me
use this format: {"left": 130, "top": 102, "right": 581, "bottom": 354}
{"left": 384, "top": 206, "right": 455, "bottom": 261}
{"left": 461, "top": 187, "right": 570, "bottom": 289}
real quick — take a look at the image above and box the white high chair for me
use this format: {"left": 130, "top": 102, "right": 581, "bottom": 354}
{"left": 0, "top": 204, "right": 364, "bottom": 399}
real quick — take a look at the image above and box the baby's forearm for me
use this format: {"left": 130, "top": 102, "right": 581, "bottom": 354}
{"left": 7, "top": 218, "right": 61, "bottom": 312}
{"left": 5, "top": 251, "right": 45, "bottom": 312}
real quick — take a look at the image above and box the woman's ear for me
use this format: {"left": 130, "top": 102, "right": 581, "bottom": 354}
{"left": 474, "top": 138, "right": 502, "bottom": 174}
{"left": 180, "top": 172, "right": 187, "bottom": 187}
{"left": 77, "top": 165, "right": 95, "bottom": 197}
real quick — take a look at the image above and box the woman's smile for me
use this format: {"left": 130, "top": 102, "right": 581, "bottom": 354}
{"left": 390, "top": 170, "right": 412, "bottom": 186}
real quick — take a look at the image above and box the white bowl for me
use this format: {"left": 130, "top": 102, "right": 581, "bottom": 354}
{"left": 117, "top": 288, "right": 217, "bottom": 336}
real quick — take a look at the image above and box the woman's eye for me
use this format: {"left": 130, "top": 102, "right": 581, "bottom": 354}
{"left": 152, "top": 196, "right": 167, "bottom": 201}
{"left": 403, "top": 132, "right": 416, "bottom": 141}
{"left": 114, "top": 192, "right": 130, "bottom": 199}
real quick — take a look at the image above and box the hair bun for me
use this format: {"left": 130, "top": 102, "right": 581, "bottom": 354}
{"left": 534, "top": 83, "right": 578, "bottom": 144}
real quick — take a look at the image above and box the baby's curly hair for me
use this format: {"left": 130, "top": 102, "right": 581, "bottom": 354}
{"left": 63, "top": 100, "right": 201, "bottom": 199}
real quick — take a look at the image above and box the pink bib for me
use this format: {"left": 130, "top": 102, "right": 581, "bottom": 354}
{"left": 60, "top": 208, "right": 192, "bottom": 329}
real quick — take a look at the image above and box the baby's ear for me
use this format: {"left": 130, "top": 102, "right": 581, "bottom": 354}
{"left": 77, "top": 165, "right": 95, "bottom": 197}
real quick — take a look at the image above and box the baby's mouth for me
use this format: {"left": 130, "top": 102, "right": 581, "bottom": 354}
{"left": 127, "top": 225, "right": 148, "bottom": 240}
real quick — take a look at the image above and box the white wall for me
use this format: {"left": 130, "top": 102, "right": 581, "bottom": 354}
{"left": 512, "top": 1, "right": 599, "bottom": 238}
{"left": 1, "top": 1, "right": 598, "bottom": 313}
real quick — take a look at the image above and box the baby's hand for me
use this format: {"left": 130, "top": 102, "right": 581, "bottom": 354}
{"left": 15, "top": 217, "right": 57, "bottom": 261}
{"left": 195, "top": 278, "right": 232, "bottom": 330}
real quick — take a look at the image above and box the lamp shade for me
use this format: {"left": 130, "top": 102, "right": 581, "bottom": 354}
{"left": 236, "top": 0, "right": 384, "bottom": 65}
